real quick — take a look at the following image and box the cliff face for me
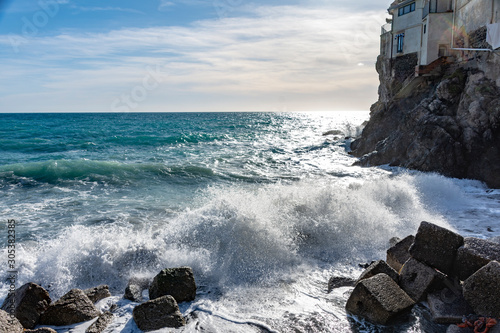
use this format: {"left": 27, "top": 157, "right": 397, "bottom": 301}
{"left": 351, "top": 52, "right": 500, "bottom": 188}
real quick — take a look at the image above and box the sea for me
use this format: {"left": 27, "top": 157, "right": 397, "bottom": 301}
{"left": 1, "top": 112, "right": 499, "bottom": 333}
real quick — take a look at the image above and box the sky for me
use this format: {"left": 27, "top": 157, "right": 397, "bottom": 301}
{"left": 0, "top": 0, "right": 389, "bottom": 112}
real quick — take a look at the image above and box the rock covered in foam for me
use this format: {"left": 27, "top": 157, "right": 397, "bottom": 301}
{"left": 85, "top": 311, "right": 113, "bottom": 333}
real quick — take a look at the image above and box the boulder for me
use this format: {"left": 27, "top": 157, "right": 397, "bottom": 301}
{"left": 149, "top": 267, "right": 196, "bottom": 302}
{"left": 345, "top": 273, "right": 415, "bottom": 325}
{"left": 133, "top": 295, "right": 185, "bottom": 331}
{"left": 409, "top": 222, "right": 464, "bottom": 274}
{"left": 454, "top": 237, "right": 500, "bottom": 281}
{"left": 357, "top": 260, "right": 399, "bottom": 284}
{"left": 39, "top": 289, "right": 100, "bottom": 326}
{"left": 0, "top": 282, "right": 51, "bottom": 329}
{"left": 327, "top": 277, "right": 356, "bottom": 293}
{"left": 399, "top": 258, "right": 446, "bottom": 302}
{"left": 124, "top": 277, "right": 151, "bottom": 302}
{"left": 83, "top": 285, "right": 111, "bottom": 303}
{"left": 85, "top": 311, "right": 113, "bottom": 333}
{"left": 0, "top": 309, "right": 23, "bottom": 333}
{"left": 386, "top": 235, "right": 415, "bottom": 272}
{"left": 463, "top": 261, "right": 500, "bottom": 317}
{"left": 427, "top": 288, "right": 473, "bottom": 324}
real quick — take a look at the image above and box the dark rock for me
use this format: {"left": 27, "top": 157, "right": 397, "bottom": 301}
{"left": 39, "top": 289, "right": 100, "bottom": 326}
{"left": 357, "top": 260, "right": 399, "bottom": 284}
{"left": 24, "top": 328, "right": 58, "bottom": 333}
{"left": 399, "top": 258, "right": 446, "bottom": 302}
{"left": 133, "top": 295, "right": 185, "bottom": 331}
{"left": 85, "top": 311, "right": 113, "bottom": 333}
{"left": 409, "top": 222, "right": 464, "bottom": 275}
{"left": 386, "top": 235, "right": 415, "bottom": 272}
{"left": 327, "top": 277, "right": 356, "bottom": 292}
{"left": 463, "top": 261, "right": 500, "bottom": 317}
{"left": 427, "top": 287, "right": 473, "bottom": 324}
{"left": 351, "top": 53, "right": 500, "bottom": 189}
{"left": 0, "top": 309, "right": 23, "bottom": 333}
{"left": 345, "top": 273, "right": 415, "bottom": 325}
{"left": 124, "top": 277, "right": 151, "bottom": 302}
{"left": 0, "top": 282, "right": 51, "bottom": 329}
{"left": 83, "top": 285, "right": 111, "bottom": 303}
{"left": 454, "top": 237, "right": 500, "bottom": 281}
{"left": 149, "top": 267, "right": 196, "bottom": 303}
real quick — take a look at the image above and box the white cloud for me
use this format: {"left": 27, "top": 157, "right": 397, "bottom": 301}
{"left": 0, "top": 5, "right": 385, "bottom": 112}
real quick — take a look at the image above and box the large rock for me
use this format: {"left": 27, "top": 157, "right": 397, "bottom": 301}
{"left": 133, "top": 295, "right": 185, "bottom": 331}
{"left": 149, "top": 267, "right": 196, "bottom": 302}
{"left": 83, "top": 285, "right": 111, "bottom": 303}
{"left": 399, "top": 258, "right": 446, "bottom": 302}
{"left": 351, "top": 54, "right": 500, "bottom": 189}
{"left": 386, "top": 235, "right": 415, "bottom": 272}
{"left": 327, "top": 277, "right": 356, "bottom": 293}
{"left": 124, "top": 277, "right": 151, "bottom": 302}
{"left": 0, "top": 282, "right": 51, "bottom": 329}
{"left": 0, "top": 309, "right": 23, "bottom": 333}
{"left": 39, "top": 289, "right": 100, "bottom": 326}
{"left": 463, "top": 261, "right": 500, "bottom": 317}
{"left": 357, "top": 260, "right": 399, "bottom": 284}
{"left": 427, "top": 288, "right": 473, "bottom": 324}
{"left": 454, "top": 237, "right": 500, "bottom": 281}
{"left": 345, "top": 273, "right": 415, "bottom": 325}
{"left": 409, "top": 222, "right": 464, "bottom": 274}
{"left": 85, "top": 311, "right": 113, "bottom": 333}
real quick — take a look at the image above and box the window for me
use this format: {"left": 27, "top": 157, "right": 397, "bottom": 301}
{"left": 398, "top": 2, "right": 416, "bottom": 16}
{"left": 396, "top": 33, "right": 405, "bottom": 53}
{"left": 424, "top": 24, "right": 427, "bottom": 34}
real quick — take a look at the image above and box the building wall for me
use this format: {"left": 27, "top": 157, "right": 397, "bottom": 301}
{"left": 420, "top": 12, "right": 454, "bottom": 64}
{"left": 455, "top": 0, "right": 495, "bottom": 34}
{"left": 391, "top": 0, "right": 424, "bottom": 58}
{"left": 393, "top": 1, "right": 424, "bottom": 32}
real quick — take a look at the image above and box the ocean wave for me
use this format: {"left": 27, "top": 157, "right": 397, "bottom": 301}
{"left": 0, "top": 159, "right": 216, "bottom": 185}
{"left": 2, "top": 173, "right": 463, "bottom": 299}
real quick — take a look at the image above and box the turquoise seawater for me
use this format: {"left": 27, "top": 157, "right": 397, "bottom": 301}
{"left": 1, "top": 112, "right": 499, "bottom": 332}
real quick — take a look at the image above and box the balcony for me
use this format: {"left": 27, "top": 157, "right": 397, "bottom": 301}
{"left": 381, "top": 23, "right": 392, "bottom": 35}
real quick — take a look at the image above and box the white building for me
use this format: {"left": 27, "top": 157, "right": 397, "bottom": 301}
{"left": 381, "top": 0, "right": 500, "bottom": 68}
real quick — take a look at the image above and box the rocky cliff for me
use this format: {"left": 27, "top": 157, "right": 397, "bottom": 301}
{"left": 351, "top": 52, "right": 500, "bottom": 188}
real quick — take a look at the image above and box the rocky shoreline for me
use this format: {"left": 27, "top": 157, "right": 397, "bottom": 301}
{"left": 341, "top": 221, "right": 500, "bottom": 332}
{"left": 2, "top": 222, "right": 500, "bottom": 332}
{"left": 0, "top": 267, "right": 197, "bottom": 333}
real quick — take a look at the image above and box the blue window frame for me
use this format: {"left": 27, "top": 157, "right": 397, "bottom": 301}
{"left": 396, "top": 33, "right": 405, "bottom": 53}
{"left": 398, "top": 2, "right": 416, "bottom": 16}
